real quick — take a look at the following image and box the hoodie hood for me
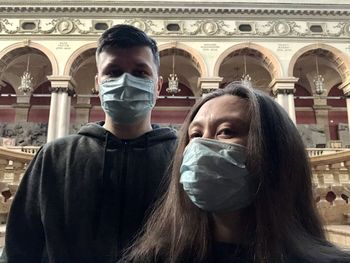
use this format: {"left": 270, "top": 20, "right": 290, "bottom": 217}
{"left": 77, "top": 121, "right": 177, "bottom": 147}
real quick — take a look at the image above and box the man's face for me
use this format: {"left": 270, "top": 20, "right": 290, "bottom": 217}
{"left": 95, "top": 46, "right": 162, "bottom": 100}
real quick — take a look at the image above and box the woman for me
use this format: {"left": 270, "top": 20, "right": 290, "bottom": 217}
{"left": 120, "top": 82, "right": 350, "bottom": 263}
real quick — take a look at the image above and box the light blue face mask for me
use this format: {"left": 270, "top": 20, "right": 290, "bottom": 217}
{"left": 180, "top": 138, "right": 256, "bottom": 213}
{"left": 99, "top": 73, "right": 156, "bottom": 124}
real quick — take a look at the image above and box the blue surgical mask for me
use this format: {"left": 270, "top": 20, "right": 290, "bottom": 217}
{"left": 180, "top": 138, "right": 255, "bottom": 213}
{"left": 99, "top": 73, "right": 156, "bottom": 124}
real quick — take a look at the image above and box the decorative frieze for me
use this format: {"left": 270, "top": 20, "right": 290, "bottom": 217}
{"left": 0, "top": 4, "right": 350, "bottom": 17}
{"left": 0, "top": 18, "right": 350, "bottom": 39}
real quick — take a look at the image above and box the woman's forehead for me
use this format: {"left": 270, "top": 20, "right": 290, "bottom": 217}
{"left": 190, "top": 95, "right": 250, "bottom": 126}
{"left": 193, "top": 95, "right": 249, "bottom": 120}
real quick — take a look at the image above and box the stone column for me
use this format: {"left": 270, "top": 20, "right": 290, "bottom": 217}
{"left": 47, "top": 76, "right": 75, "bottom": 142}
{"left": 346, "top": 95, "right": 350, "bottom": 135}
{"left": 47, "top": 89, "right": 58, "bottom": 142}
{"left": 13, "top": 95, "right": 31, "bottom": 122}
{"left": 57, "top": 91, "right": 69, "bottom": 138}
{"left": 270, "top": 77, "right": 298, "bottom": 124}
{"left": 198, "top": 77, "right": 223, "bottom": 97}
{"left": 339, "top": 81, "right": 350, "bottom": 135}
{"left": 74, "top": 96, "right": 92, "bottom": 125}
{"left": 313, "top": 96, "right": 331, "bottom": 143}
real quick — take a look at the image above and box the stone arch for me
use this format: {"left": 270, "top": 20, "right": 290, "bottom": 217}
{"left": 288, "top": 43, "right": 350, "bottom": 83}
{"left": 64, "top": 42, "right": 97, "bottom": 76}
{"left": 158, "top": 42, "right": 208, "bottom": 77}
{"left": 0, "top": 41, "right": 59, "bottom": 75}
{"left": 213, "top": 42, "right": 283, "bottom": 78}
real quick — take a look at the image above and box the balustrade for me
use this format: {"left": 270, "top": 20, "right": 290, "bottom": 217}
{"left": 310, "top": 149, "right": 350, "bottom": 225}
{"left": 0, "top": 147, "right": 34, "bottom": 223}
{"left": 0, "top": 145, "right": 349, "bottom": 244}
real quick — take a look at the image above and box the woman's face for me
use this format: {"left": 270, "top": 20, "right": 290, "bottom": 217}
{"left": 188, "top": 95, "right": 250, "bottom": 146}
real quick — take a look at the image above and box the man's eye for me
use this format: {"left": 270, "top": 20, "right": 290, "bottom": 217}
{"left": 106, "top": 70, "right": 122, "bottom": 78}
{"left": 134, "top": 70, "right": 149, "bottom": 78}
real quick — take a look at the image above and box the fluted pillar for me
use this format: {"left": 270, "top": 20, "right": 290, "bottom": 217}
{"left": 47, "top": 76, "right": 75, "bottom": 142}
{"left": 270, "top": 77, "right": 298, "bottom": 124}
{"left": 47, "top": 90, "right": 58, "bottom": 142}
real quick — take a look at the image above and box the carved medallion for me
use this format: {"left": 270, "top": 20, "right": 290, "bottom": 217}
{"left": 57, "top": 20, "right": 74, "bottom": 34}
{"left": 201, "top": 21, "right": 218, "bottom": 35}
{"left": 130, "top": 19, "right": 146, "bottom": 31}
{"left": 344, "top": 23, "right": 350, "bottom": 36}
{"left": 274, "top": 21, "right": 291, "bottom": 36}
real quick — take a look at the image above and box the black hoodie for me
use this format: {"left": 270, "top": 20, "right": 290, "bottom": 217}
{"left": 2, "top": 122, "right": 177, "bottom": 263}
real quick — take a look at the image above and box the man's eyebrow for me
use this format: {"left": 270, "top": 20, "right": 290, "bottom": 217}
{"left": 134, "top": 62, "right": 152, "bottom": 69}
{"left": 101, "top": 62, "right": 119, "bottom": 70}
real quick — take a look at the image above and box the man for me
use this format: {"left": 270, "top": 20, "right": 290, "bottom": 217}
{"left": 1, "top": 25, "right": 177, "bottom": 263}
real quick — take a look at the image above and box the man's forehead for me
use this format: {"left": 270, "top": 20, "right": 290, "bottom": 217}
{"left": 100, "top": 46, "right": 153, "bottom": 57}
{"left": 97, "top": 46, "right": 154, "bottom": 66}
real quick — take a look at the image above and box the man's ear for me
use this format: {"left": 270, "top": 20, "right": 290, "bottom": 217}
{"left": 156, "top": 76, "right": 163, "bottom": 96}
{"left": 94, "top": 75, "right": 100, "bottom": 92}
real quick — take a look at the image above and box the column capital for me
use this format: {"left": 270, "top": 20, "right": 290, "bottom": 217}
{"left": 269, "top": 77, "right": 299, "bottom": 95}
{"left": 47, "top": 75, "right": 76, "bottom": 96}
{"left": 338, "top": 79, "right": 350, "bottom": 96}
{"left": 198, "top": 77, "right": 223, "bottom": 95}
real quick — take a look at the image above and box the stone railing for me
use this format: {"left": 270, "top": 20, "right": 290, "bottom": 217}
{"left": 0, "top": 145, "right": 349, "bottom": 226}
{"left": 310, "top": 149, "right": 350, "bottom": 225}
{"left": 4, "top": 146, "right": 40, "bottom": 155}
{"left": 307, "top": 148, "right": 350, "bottom": 157}
{"left": 0, "top": 146, "right": 34, "bottom": 223}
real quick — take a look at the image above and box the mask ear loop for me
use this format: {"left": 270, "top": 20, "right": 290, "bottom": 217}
{"left": 254, "top": 180, "right": 262, "bottom": 196}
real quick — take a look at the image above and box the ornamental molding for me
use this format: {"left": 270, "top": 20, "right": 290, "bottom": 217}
{"left": 0, "top": 18, "right": 350, "bottom": 39}
{"left": 0, "top": 3, "right": 350, "bottom": 16}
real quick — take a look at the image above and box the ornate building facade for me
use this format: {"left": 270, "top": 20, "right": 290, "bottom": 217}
{"left": 0, "top": 0, "right": 350, "bottom": 147}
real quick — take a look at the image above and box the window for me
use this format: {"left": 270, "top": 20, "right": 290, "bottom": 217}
{"left": 167, "top": 23, "right": 180, "bottom": 32}
{"left": 94, "top": 23, "right": 109, "bottom": 31}
{"left": 21, "top": 22, "right": 36, "bottom": 31}
{"left": 310, "top": 25, "right": 323, "bottom": 33}
{"left": 239, "top": 24, "right": 252, "bottom": 32}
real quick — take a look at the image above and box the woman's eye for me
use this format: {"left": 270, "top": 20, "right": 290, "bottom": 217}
{"left": 189, "top": 132, "right": 202, "bottom": 139}
{"left": 217, "top": 128, "right": 234, "bottom": 137}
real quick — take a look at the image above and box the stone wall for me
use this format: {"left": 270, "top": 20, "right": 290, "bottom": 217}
{"left": 0, "top": 122, "right": 47, "bottom": 146}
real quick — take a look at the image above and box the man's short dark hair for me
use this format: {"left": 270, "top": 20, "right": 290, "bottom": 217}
{"left": 96, "top": 24, "right": 160, "bottom": 70}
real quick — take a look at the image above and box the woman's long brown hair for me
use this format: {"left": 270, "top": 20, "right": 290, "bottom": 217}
{"left": 124, "top": 82, "right": 349, "bottom": 263}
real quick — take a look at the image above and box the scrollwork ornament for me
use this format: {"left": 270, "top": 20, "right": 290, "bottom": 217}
{"left": 38, "top": 19, "right": 58, "bottom": 34}
{"left": 184, "top": 20, "right": 202, "bottom": 35}
{"left": 73, "top": 19, "right": 91, "bottom": 34}
{"left": 0, "top": 19, "right": 19, "bottom": 34}
{"left": 217, "top": 21, "right": 236, "bottom": 36}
